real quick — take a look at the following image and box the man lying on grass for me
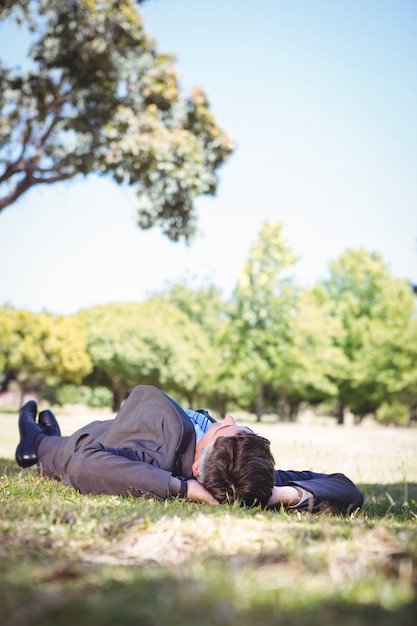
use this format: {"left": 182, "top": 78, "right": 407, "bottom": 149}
{"left": 16, "top": 384, "right": 363, "bottom": 514}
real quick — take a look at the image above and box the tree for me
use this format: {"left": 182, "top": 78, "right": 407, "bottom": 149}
{"left": 230, "top": 225, "right": 343, "bottom": 422}
{"left": 315, "top": 248, "right": 417, "bottom": 424}
{"left": 359, "top": 279, "right": 417, "bottom": 423}
{"left": 152, "top": 280, "right": 238, "bottom": 415}
{"left": 153, "top": 281, "right": 227, "bottom": 340}
{"left": 271, "top": 290, "right": 344, "bottom": 421}
{"left": 76, "top": 299, "right": 213, "bottom": 410}
{"left": 0, "top": 305, "right": 92, "bottom": 399}
{"left": 0, "top": 0, "right": 233, "bottom": 240}
{"left": 230, "top": 222, "right": 299, "bottom": 420}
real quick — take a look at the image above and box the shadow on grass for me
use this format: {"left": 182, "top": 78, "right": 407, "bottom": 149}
{"left": 1, "top": 570, "right": 416, "bottom": 626}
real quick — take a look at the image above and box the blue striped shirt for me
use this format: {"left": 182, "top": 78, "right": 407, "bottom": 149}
{"left": 184, "top": 409, "right": 214, "bottom": 444}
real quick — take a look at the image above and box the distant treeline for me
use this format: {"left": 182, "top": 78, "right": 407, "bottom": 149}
{"left": 1, "top": 223, "right": 416, "bottom": 426}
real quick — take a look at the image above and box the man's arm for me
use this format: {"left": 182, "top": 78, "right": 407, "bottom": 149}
{"left": 267, "top": 485, "right": 304, "bottom": 508}
{"left": 65, "top": 442, "right": 219, "bottom": 505}
{"left": 269, "top": 470, "right": 364, "bottom": 514}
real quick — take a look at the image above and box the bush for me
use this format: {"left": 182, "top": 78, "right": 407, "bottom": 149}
{"left": 56, "top": 384, "right": 91, "bottom": 406}
{"left": 55, "top": 384, "right": 112, "bottom": 408}
{"left": 87, "top": 386, "right": 113, "bottom": 408}
{"left": 376, "top": 401, "right": 409, "bottom": 425}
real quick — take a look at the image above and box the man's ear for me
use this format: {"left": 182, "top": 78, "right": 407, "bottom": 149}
{"left": 192, "top": 461, "right": 199, "bottom": 479}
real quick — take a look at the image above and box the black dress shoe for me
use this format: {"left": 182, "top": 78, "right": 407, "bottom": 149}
{"left": 38, "top": 409, "right": 61, "bottom": 436}
{"left": 15, "top": 400, "right": 44, "bottom": 468}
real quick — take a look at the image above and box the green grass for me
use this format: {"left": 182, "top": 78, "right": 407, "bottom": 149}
{"left": 1, "top": 413, "right": 416, "bottom": 625}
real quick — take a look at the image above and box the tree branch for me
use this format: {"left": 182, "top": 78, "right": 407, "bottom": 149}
{"left": 0, "top": 170, "right": 74, "bottom": 213}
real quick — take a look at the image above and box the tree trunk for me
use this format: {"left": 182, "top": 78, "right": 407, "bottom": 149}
{"left": 289, "top": 400, "right": 299, "bottom": 422}
{"left": 256, "top": 385, "right": 264, "bottom": 422}
{"left": 112, "top": 382, "right": 127, "bottom": 412}
{"left": 219, "top": 400, "right": 227, "bottom": 419}
{"left": 337, "top": 397, "right": 345, "bottom": 425}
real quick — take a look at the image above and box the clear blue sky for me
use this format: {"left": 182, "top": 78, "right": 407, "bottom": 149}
{"left": 0, "top": 0, "right": 416, "bottom": 314}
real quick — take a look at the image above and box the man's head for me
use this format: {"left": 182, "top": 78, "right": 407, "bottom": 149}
{"left": 192, "top": 415, "right": 275, "bottom": 508}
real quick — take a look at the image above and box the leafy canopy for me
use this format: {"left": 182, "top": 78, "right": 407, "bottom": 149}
{"left": 0, "top": 0, "right": 234, "bottom": 240}
{"left": 315, "top": 248, "right": 417, "bottom": 420}
{"left": 0, "top": 305, "right": 92, "bottom": 392}
{"left": 76, "top": 299, "right": 213, "bottom": 408}
{"left": 230, "top": 222, "right": 299, "bottom": 413}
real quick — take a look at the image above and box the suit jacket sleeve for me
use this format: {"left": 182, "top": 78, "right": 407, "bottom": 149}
{"left": 65, "top": 441, "right": 180, "bottom": 500}
{"left": 274, "top": 469, "right": 364, "bottom": 514}
{"left": 62, "top": 385, "right": 196, "bottom": 500}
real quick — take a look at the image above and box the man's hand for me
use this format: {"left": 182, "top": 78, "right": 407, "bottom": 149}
{"left": 186, "top": 479, "right": 220, "bottom": 506}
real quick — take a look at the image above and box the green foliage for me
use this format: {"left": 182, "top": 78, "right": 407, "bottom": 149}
{"left": 153, "top": 281, "right": 228, "bottom": 339}
{"left": 315, "top": 249, "right": 417, "bottom": 423}
{"left": 55, "top": 383, "right": 91, "bottom": 406}
{"left": 377, "top": 401, "right": 410, "bottom": 425}
{"left": 0, "top": 305, "right": 92, "bottom": 392}
{"left": 230, "top": 229, "right": 349, "bottom": 421}
{"left": 230, "top": 222, "right": 299, "bottom": 417}
{"left": 1, "top": 226, "right": 416, "bottom": 424}
{"left": 76, "top": 299, "right": 214, "bottom": 408}
{"left": 0, "top": 0, "right": 234, "bottom": 240}
{"left": 151, "top": 281, "right": 238, "bottom": 413}
{"left": 275, "top": 290, "right": 343, "bottom": 414}
{"left": 87, "top": 385, "right": 114, "bottom": 408}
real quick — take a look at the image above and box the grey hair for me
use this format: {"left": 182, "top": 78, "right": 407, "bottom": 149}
{"left": 196, "top": 440, "right": 216, "bottom": 485}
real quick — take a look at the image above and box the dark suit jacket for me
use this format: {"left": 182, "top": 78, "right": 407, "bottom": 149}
{"left": 38, "top": 385, "right": 197, "bottom": 499}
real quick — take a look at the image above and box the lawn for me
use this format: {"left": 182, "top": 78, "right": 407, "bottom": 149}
{"left": 1, "top": 408, "right": 416, "bottom": 625}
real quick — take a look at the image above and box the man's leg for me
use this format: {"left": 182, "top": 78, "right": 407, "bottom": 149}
{"left": 36, "top": 435, "right": 71, "bottom": 480}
